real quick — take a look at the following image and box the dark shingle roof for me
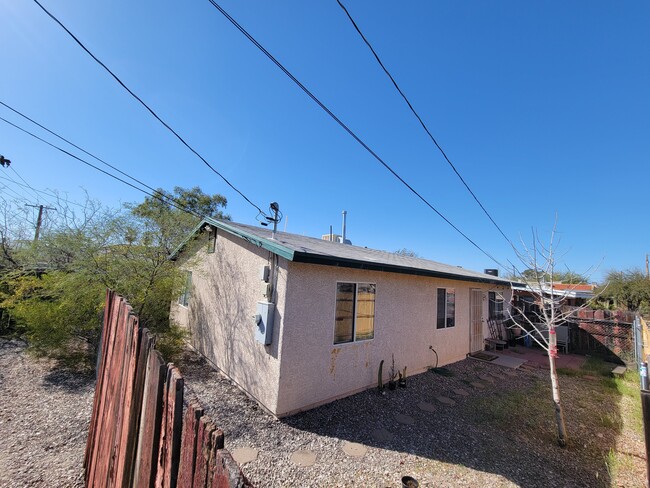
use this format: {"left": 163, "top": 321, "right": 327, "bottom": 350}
{"left": 177, "top": 218, "right": 512, "bottom": 286}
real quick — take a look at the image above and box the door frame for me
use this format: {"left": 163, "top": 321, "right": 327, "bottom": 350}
{"left": 469, "top": 288, "right": 484, "bottom": 353}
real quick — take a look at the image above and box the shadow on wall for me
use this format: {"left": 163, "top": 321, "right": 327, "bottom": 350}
{"left": 276, "top": 362, "right": 621, "bottom": 488}
{"left": 188, "top": 251, "right": 282, "bottom": 404}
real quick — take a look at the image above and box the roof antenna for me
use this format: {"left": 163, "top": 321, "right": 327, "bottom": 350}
{"left": 268, "top": 202, "right": 280, "bottom": 239}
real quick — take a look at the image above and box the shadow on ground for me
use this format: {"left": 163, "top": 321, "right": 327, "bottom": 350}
{"left": 279, "top": 359, "right": 622, "bottom": 488}
{"left": 42, "top": 367, "right": 95, "bottom": 392}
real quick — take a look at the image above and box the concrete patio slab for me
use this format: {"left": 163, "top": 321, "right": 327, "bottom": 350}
{"left": 498, "top": 346, "right": 587, "bottom": 370}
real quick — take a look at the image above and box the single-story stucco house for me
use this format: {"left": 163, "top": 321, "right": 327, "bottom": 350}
{"left": 171, "top": 218, "right": 513, "bottom": 417}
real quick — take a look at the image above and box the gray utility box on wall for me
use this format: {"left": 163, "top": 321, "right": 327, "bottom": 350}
{"left": 254, "top": 301, "right": 275, "bottom": 345}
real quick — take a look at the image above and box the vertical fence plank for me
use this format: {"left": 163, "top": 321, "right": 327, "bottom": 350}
{"left": 123, "top": 326, "right": 153, "bottom": 487}
{"left": 103, "top": 300, "right": 132, "bottom": 486}
{"left": 89, "top": 295, "right": 128, "bottom": 487}
{"left": 155, "top": 366, "right": 184, "bottom": 488}
{"left": 192, "top": 418, "right": 218, "bottom": 488}
{"left": 210, "top": 450, "right": 250, "bottom": 488}
{"left": 177, "top": 399, "right": 204, "bottom": 487}
{"left": 133, "top": 349, "right": 167, "bottom": 488}
{"left": 113, "top": 314, "right": 141, "bottom": 487}
{"left": 84, "top": 289, "right": 114, "bottom": 480}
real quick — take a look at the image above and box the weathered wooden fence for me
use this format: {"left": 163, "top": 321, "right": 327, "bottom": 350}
{"left": 84, "top": 290, "right": 251, "bottom": 487}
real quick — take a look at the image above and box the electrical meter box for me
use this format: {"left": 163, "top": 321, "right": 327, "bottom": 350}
{"left": 254, "top": 301, "right": 275, "bottom": 345}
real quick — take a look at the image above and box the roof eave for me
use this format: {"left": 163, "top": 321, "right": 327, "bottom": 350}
{"left": 292, "top": 252, "right": 513, "bottom": 286}
{"left": 169, "top": 217, "right": 295, "bottom": 261}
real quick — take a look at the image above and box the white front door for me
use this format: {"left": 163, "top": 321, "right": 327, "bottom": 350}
{"left": 469, "top": 289, "right": 484, "bottom": 353}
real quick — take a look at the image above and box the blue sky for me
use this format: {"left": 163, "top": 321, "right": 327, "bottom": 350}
{"left": 1, "top": 0, "right": 648, "bottom": 281}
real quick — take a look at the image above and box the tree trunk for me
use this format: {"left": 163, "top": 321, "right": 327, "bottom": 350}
{"left": 548, "top": 330, "right": 568, "bottom": 447}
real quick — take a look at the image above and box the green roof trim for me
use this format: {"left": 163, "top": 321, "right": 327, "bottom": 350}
{"left": 171, "top": 218, "right": 514, "bottom": 287}
{"left": 169, "top": 217, "right": 295, "bottom": 261}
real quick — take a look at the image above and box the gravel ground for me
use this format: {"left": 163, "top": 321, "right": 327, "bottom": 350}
{"left": 0, "top": 339, "right": 95, "bottom": 488}
{"left": 0, "top": 338, "right": 642, "bottom": 488}
{"left": 179, "top": 350, "right": 643, "bottom": 488}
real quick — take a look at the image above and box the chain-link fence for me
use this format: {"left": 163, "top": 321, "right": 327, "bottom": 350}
{"left": 567, "top": 309, "right": 636, "bottom": 364}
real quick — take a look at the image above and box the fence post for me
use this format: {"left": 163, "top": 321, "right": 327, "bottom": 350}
{"left": 641, "top": 390, "right": 650, "bottom": 487}
{"left": 635, "top": 315, "right": 642, "bottom": 368}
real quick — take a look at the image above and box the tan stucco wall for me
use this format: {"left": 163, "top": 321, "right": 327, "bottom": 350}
{"left": 276, "top": 262, "right": 511, "bottom": 416}
{"left": 170, "top": 230, "right": 288, "bottom": 414}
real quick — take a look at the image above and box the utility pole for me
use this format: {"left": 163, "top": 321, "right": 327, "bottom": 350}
{"left": 25, "top": 204, "right": 56, "bottom": 242}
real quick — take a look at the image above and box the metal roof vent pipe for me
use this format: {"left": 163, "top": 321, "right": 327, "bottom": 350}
{"left": 341, "top": 210, "right": 347, "bottom": 244}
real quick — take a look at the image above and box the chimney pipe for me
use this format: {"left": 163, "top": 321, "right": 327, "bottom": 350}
{"left": 341, "top": 210, "right": 347, "bottom": 244}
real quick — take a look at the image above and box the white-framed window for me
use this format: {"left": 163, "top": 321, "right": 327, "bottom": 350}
{"left": 436, "top": 288, "right": 455, "bottom": 329}
{"left": 334, "top": 282, "right": 376, "bottom": 344}
{"left": 489, "top": 291, "right": 504, "bottom": 319}
{"left": 178, "top": 271, "right": 192, "bottom": 307}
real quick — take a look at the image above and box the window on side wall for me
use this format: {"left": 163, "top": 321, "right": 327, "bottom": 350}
{"left": 178, "top": 271, "right": 192, "bottom": 307}
{"left": 207, "top": 227, "right": 216, "bottom": 253}
{"left": 436, "top": 288, "right": 455, "bottom": 329}
{"left": 489, "top": 291, "right": 504, "bottom": 319}
{"left": 334, "top": 282, "right": 375, "bottom": 344}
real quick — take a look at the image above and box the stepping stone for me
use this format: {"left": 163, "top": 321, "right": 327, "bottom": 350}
{"left": 342, "top": 441, "right": 367, "bottom": 458}
{"left": 453, "top": 388, "right": 469, "bottom": 397}
{"left": 490, "top": 372, "right": 506, "bottom": 379}
{"left": 417, "top": 401, "right": 436, "bottom": 413}
{"left": 478, "top": 374, "right": 495, "bottom": 383}
{"left": 584, "top": 375, "right": 600, "bottom": 382}
{"left": 503, "top": 370, "right": 518, "bottom": 376}
{"left": 435, "top": 395, "right": 456, "bottom": 406}
{"left": 232, "top": 447, "right": 258, "bottom": 466}
{"left": 371, "top": 428, "right": 395, "bottom": 443}
{"left": 290, "top": 449, "right": 317, "bottom": 467}
{"left": 395, "top": 413, "right": 415, "bottom": 425}
{"left": 470, "top": 382, "right": 486, "bottom": 389}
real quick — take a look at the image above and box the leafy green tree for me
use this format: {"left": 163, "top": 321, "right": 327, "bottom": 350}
{"left": 129, "top": 186, "right": 229, "bottom": 254}
{"left": 1, "top": 187, "right": 227, "bottom": 367}
{"left": 596, "top": 269, "right": 650, "bottom": 313}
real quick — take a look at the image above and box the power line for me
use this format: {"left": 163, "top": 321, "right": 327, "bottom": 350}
{"left": 0, "top": 182, "right": 31, "bottom": 203}
{"left": 8, "top": 165, "right": 57, "bottom": 208}
{"left": 9, "top": 166, "right": 45, "bottom": 203}
{"left": 0, "top": 115, "right": 205, "bottom": 220}
{"left": 0, "top": 101, "right": 229, "bottom": 219}
{"left": 0, "top": 100, "right": 192, "bottom": 210}
{"left": 31, "top": 0, "right": 265, "bottom": 216}
{"left": 205, "top": 0, "right": 505, "bottom": 268}
{"left": 0, "top": 173, "right": 41, "bottom": 203}
{"left": 0, "top": 173, "right": 85, "bottom": 208}
{"left": 336, "top": 0, "right": 515, "bottom": 250}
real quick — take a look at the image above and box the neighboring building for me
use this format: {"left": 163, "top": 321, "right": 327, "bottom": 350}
{"left": 512, "top": 282, "right": 596, "bottom": 316}
{"left": 171, "top": 218, "right": 513, "bottom": 417}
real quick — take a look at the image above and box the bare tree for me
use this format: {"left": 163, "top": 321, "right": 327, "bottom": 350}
{"left": 506, "top": 222, "right": 598, "bottom": 448}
